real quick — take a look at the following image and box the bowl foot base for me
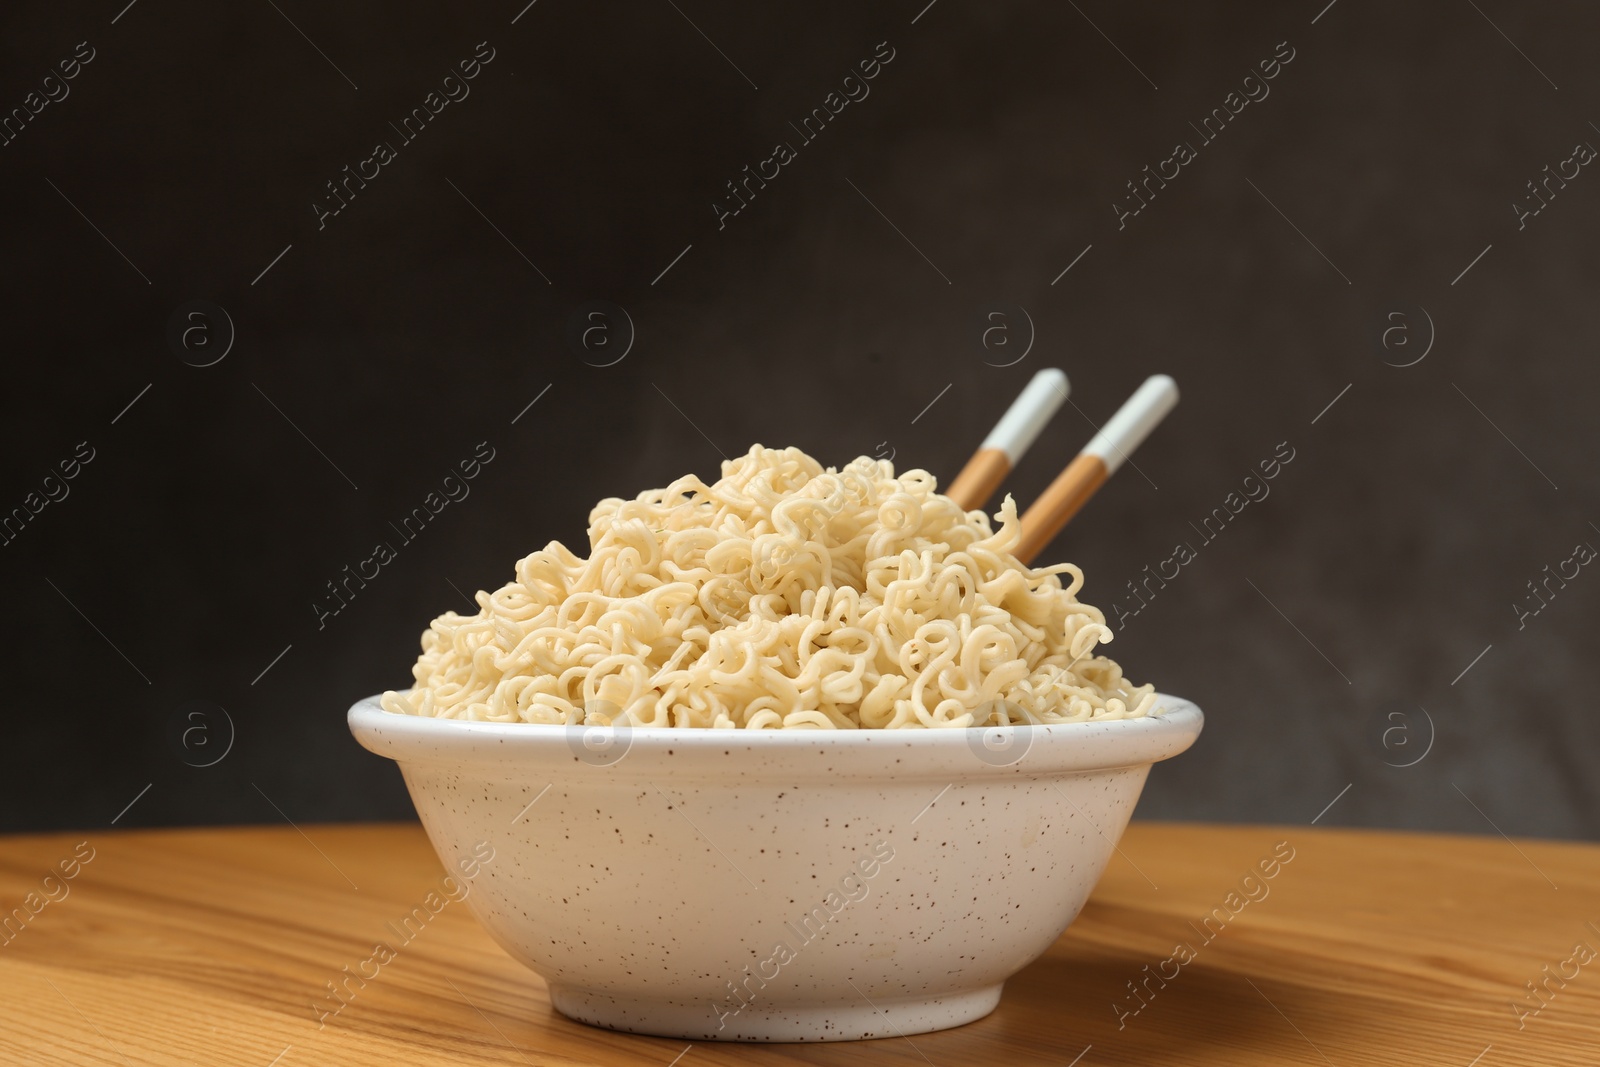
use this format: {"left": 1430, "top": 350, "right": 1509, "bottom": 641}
{"left": 548, "top": 981, "right": 1004, "bottom": 1042}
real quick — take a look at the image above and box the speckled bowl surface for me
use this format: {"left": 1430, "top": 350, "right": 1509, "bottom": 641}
{"left": 348, "top": 693, "right": 1202, "bottom": 1042}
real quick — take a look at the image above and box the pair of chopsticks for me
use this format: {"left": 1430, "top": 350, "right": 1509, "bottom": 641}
{"left": 945, "top": 369, "right": 1178, "bottom": 564}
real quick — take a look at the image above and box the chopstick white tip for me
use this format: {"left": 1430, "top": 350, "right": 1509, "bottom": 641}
{"left": 980, "top": 367, "right": 1071, "bottom": 462}
{"left": 1033, "top": 367, "right": 1069, "bottom": 394}
{"left": 1082, "top": 375, "right": 1179, "bottom": 473}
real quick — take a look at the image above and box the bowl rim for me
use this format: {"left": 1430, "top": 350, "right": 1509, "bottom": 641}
{"left": 347, "top": 692, "right": 1203, "bottom": 777}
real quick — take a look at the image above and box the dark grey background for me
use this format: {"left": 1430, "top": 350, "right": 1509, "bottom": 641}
{"left": 2, "top": 1, "right": 1595, "bottom": 839}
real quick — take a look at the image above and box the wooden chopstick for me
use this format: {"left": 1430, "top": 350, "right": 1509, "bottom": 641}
{"left": 1014, "top": 375, "right": 1179, "bottom": 563}
{"left": 945, "top": 368, "right": 1069, "bottom": 511}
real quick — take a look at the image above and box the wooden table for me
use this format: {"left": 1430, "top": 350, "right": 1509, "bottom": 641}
{"left": 2, "top": 823, "right": 1596, "bottom": 1066}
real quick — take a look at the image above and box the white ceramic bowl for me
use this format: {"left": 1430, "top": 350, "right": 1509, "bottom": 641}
{"left": 348, "top": 693, "right": 1202, "bottom": 1042}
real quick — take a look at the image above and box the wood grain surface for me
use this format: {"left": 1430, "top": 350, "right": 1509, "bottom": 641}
{"left": 1, "top": 822, "right": 1596, "bottom": 1066}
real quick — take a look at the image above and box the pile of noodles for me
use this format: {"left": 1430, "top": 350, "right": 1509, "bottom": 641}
{"left": 381, "top": 445, "right": 1156, "bottom": 729}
